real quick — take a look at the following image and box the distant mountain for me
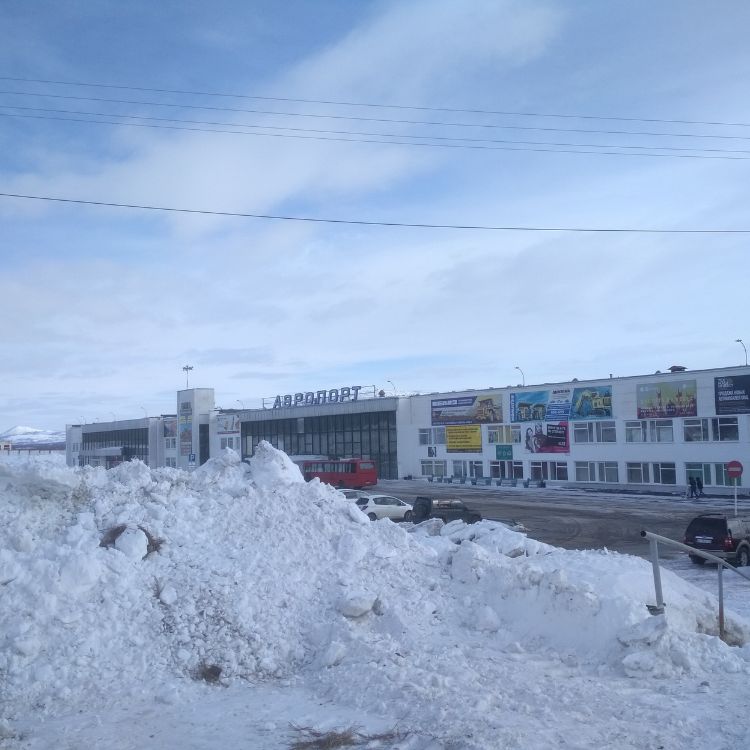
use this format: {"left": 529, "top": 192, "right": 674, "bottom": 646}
{"left": 0, "top": 425, "right": 66, "bottom": 449}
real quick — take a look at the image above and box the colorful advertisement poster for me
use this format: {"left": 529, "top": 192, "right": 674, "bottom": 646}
{"left": 636, "top": 380, "right": 697, "bottom": 418}
{"left": 431, "top": 392, "right": 502, "bottom": 426}
{"left": 570, "top": 386, "right": 613, "bottom": 420}
{"left": 715, "top": 375, "right": 750, "bottom": 415}
{"left": 163, "top": 418, "right": 177, "bottom": 438}
{"left": 445, "top": 425, "right": 482, "bottom": 453}
{"left": 217, "top": 414, "right": 240, "bottom": 434}
{"left": 545, "top": 387, "right": 573, "bottom": 421}
{"left": 510, "top": 391, "right": 549, "bottom": 423}
{"left": 179, "top": 415, "right": 193, "bottom": 456}
{"left": 521, "top": 422, "right": 569, "bottom": 454}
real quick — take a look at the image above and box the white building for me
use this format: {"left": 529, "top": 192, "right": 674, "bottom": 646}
{"left": 66, "top": 365, "right": 750, "bottom": 493}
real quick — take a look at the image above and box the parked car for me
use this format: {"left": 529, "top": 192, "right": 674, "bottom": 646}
{"left": 356, "top": 494, "right": 413, "bottom": 522}
{"left": 683, "top": 513, "right": 750, "bottom": 566}
{"left": 339, "top": 489, "right": 372, "bottom": 501}
{"left": 411, "top": 497, "right": 482, "bottom": 524}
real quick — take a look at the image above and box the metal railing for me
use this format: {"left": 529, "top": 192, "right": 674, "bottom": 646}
{"left": 641, "top": 530, "right": 750, "bottom": 639}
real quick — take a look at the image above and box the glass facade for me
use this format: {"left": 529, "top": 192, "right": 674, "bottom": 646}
{"left": 81, "top": 428, "right": 149, "bottom": 465}
{"left": 242, "top": 410, "right": 398, "bottom": 479}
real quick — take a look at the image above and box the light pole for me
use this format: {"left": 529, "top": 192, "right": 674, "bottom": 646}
{"left": 736, "top": 339, "right": 748, "bottom": 366}
{"left": 182, "top": 364, "right": 194, "bottom": 388}
{"left": 387, "top": 380, "right": 396, "bottom": 396}
{"left": 141, "top": 406, "right": 148, "bottom": 419}
{"left": 236, "top": 399, "right": 245, "bottom": 410}
{"left": 514, "top": 366, "right": 525, "bottom": 387}
{"left": 79, "top": 415, "right": 85, "bottom": 425}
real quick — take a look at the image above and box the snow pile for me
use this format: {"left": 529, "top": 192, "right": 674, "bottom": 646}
{"left": 2, "top": 444, "right": 750, "bottom": 747}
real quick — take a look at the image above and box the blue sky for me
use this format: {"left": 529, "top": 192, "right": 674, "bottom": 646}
{"left": 2, "top": 0, "right": 750, "bottom": 430}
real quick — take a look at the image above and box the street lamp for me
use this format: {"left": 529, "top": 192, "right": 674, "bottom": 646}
{"left": 736, "top": 339, "right": 748, "bottom": 366}
{"left": 236, "top": 399, "right": 245, "bottom": 410}
{"left": 514, "top": 366, "right": 525, "bottom": 387}
{"left": 141, "top": 406, "right": 148, "bottom": 419}
{"left": 387, "top": 380, "right": 397, "bottom": 396}
{"left": 182, "top": 364, "right": 194, "bottom": 388}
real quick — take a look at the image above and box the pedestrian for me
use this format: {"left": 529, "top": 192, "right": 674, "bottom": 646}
{"left": 688, "top": 476, "right": 697, "bottom": 498}
{"left": 696, "top": 476, "right": 704, "bottom": 497}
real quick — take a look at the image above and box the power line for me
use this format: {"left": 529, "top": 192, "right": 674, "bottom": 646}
{"left": 3, "top": 104, "right": 750, "bottom": 157}
{"left": 1, "top": 75, "right": 749, "bottom": 130}
{"left": 2, "top": 111, "right": 748, "bottom": 161}
{"left": 1, "top": 192, "right": 748, "bottom": 233}
{"left": 1, "top": 88, "right": 748, "bottom": 141}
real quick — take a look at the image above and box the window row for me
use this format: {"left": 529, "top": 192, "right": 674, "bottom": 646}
{"left": 219, "top": 436, "right": 239, "bottom": 450}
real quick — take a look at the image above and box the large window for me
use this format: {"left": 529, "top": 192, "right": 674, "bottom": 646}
{"left": 649, "top": 420, "right": 673, "bottom": 442}
{"left": 488, "top": 425, "right": 513, "bottom": 444}
{"left": 625, "top": 421, "right": 647, "bottom": 443}
{"left": 419, "top": 427, "right": 446, "bottom": 445}
{"left": 511, "top": 425, "right": 521, "bottom": 444}
{"left": 575, "top": 461, "right": 596, "bottom": 482}
{"left": 452, "top": 460, "right": 467, "bottom": 478}
{"left": 597, "top": 462, "right": 619, "bottom": 483}
{"left": 574, "top": 421, "right": 616, "bottom": 443}
{"left": 421, "top": 460, "right": 447, "bottom": 477}
{"left": 489, "top": 461, "right": 507, "bottom": 479}
{"left": 627, "top": 462, "right": 650, "bottom": 483}
{"left": 469, "top": 461, "right": 484, "bottom": 478}
{"left": 684, "top": 418, "right": 709, "bottom": 442}
{"left": 712, "top": 417, "right": 739, "bottom": 442}
{"left": 686, "top": 462, "right": 711, "bottom": 485}
{"left": 652, "top": 462, "right": 676, "bottom": 485}
{"left": 550, "top": 462, "right": 568, "bottom": 481}
{"left": 530, "top": 461, "right": 548, "bottom": 481}
{"left": 418, "top": 429, "right": 430, "bottom": 445}
{"left": 512, "top": 461, "right": 524, "bottom": 479}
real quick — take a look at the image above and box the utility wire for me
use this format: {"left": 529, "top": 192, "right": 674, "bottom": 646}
{"left": 1, "top": 75, "right": 749, "bottom": 129}
{"left": 2, "top": 111, "right": 749, "bottom": 161}
{"left": 3, "top": 104, "right": 749, "bottom": 156}
{"left": 1, "top": 89, "right": 749, "bottom": 141}
{"left": 1, "top": 192, "right": 748, "bottom": 233}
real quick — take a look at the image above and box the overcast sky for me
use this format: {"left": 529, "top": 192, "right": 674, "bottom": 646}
{"left": 2, "top": 1, "right": 750, "bottom": 430}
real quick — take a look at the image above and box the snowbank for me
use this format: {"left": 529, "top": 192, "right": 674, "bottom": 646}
{"left": 2, "top": 444, "right": 749, "bottom": 748}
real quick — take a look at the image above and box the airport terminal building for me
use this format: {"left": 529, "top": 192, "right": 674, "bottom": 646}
{"left": 66, "top": 365, "right": 750, "bottom": 493}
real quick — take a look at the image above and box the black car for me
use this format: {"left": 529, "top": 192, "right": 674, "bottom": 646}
{"left": 683, "top": 513, "right": 750, "bottom": 566}
{"left": 412, "top": 496, "right": 481, "bottom": 524}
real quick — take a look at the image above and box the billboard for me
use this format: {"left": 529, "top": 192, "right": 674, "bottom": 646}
{"left": 636, "top": 380, "right": 697, "bottom": 418}
{"left": 495, "top": 444, "right": 513, "bottom": 460}
{"left": 715, "top": 375, "right": 750, "bottom": 415}
{"left": 445, "top": 425, "right": 482, "bottom": 453}
{"left": 570, "top": 386, "right": 613, "bottom": 420}
{"left": 163, "top": 418, "right": 177, "bottom": 438}
{"left": 217, "top": 414, "right": 240, "bottom": 434}
{"left": 431, "top": 392, "right": 502, "bottom": 426}
{"left": 509, "top": 391, "right": 549, "bottom": 423}
{"left": 521, "top": 422, "right": 569, "bottom": 454}
{"left": 179, "top": 415, "right": 193, "bottom": 456}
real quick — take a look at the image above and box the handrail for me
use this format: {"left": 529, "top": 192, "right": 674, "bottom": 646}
{"left": 641, "top": 529, "right": 750, "bottom": 639}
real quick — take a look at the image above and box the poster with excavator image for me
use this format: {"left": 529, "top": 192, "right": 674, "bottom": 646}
{"left": 570, "top": 386, "right": 613, "bottom": 420}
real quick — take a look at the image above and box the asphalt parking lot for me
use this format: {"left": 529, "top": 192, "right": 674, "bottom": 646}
{"left": 373, "top": 480, "right": 743, "bottom": 559}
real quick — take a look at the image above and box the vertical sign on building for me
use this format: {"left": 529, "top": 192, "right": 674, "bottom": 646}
{"left": 179, "top": 400, "right": 193, "bottom": 456}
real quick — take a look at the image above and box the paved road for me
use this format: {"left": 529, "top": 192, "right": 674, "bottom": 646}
{"left": 374, "top": 480, "right": 741, "bottom": 559}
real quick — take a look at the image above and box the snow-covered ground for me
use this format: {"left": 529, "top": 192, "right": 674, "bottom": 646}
{"left": 1, "top": 446, "right": 749, "bottom": 750}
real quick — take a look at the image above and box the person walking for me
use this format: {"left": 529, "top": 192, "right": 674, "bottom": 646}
{"left": 696, "top": 476, "right": 704, "bottom": 497}
{"left": 688, "top": 476, "right": 697, "bottom": 498}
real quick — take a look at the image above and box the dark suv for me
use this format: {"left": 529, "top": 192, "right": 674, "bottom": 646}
{"left": 412, "top": 497, "right": 482, "bottom": 524}
{"left": 683, "top": 513, "right": 750, "bottom": 566}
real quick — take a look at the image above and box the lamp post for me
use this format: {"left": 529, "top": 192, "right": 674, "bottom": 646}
{"left": 387, "top": 380, "right": 397, "bottom": 396}
{"left": 514, "top": 366, "right": 525, "bottom": 387}
{"left": 736, "top": 339, "right": 748, "bottom": 366}
{"left": 236, "top": 399, "right": 245, "bottom": 410}
{"left": 182, "top": 364, "right": 194, "bottom": 388}
{"left": 141, "top": 406, "right": 148, "bottom": 419}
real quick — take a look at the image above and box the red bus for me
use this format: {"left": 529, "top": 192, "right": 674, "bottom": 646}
{"left": 301, "top": 458, "right": 377, "bottom": 489}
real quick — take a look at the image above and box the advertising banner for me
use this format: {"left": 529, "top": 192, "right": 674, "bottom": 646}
{"left": 431, "top": 392, "right": 502, "bottom": 426}
{"left": 636, "top": 379, "right": 697, "bottom": 418}
{"left": 445, "top": 425, "right": 482, "bottom": 453}
{"left": 217, "top": 414, "right": 240, "bottom": 434}
{"left": 715, "top": 375, "right": 750, "bottom": 415}
{"left": 163, "top": 418, "right": 177, "bottom": 438}
{"left": 509, "top": 391, "right": 549, "bottom": 423}
{"left": 495, "top": 444, "right": 513, "bottom": 460}
{"left": 521, "top": 422, "right": 569, "bottom": 454}
{"left": 179, "top": 415, "right": 193, "bottom": 456}
{"left": 570, "top": 385, "right": 613, "bottom": 420}
{"left": 545, "top": 387, "right": 573, "bottom": 421}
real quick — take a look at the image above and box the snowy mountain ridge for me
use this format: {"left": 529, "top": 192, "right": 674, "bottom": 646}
{"left": 0, "top": 425, "right": 65, "bottom": 447}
